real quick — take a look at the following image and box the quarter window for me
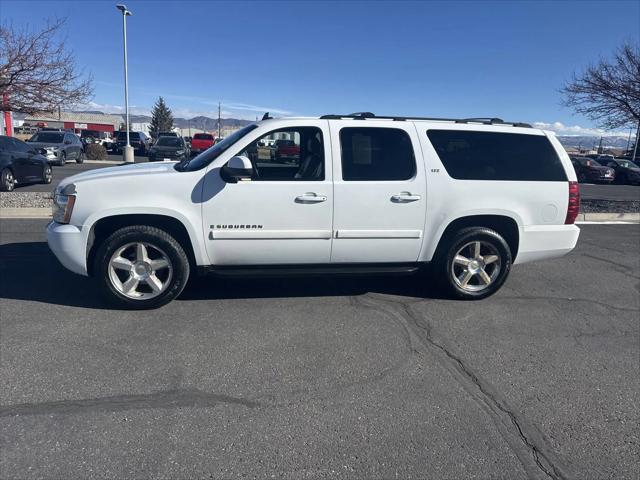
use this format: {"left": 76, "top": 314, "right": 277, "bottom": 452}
{"left": 235, "top": 127, "right": 324, "bottom": 181}
{"left": 427, "top": 130, "right": 567, "bottom": 181}
{"left": 340, "top": 127, "right": 416, "bottom": 181}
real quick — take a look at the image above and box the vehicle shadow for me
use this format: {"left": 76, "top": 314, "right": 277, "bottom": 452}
{"left": 0, "top": 242, "right": 446, "bottom": 309}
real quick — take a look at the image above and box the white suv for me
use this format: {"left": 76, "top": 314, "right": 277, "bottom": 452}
{"left": 47, "top": 113, "right": 580, "bottom": 309}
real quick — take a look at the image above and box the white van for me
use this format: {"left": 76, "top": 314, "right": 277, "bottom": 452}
{"left": 47, "top": 113, "right": 580, "bottom": 309}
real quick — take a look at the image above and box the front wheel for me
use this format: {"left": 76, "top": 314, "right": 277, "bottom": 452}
{"left": 76, "top": 150, "right": 85, "bottom": 164}
{"left": 0, "top": 168, "right": 15, "bottom": 191}
{"left": 58, "top": 151, "right": 66, "bottom": 166}
{"left": 42, "top": 164, "right": 52, "bottom": 184}
{"left": 435, "top": 227, "right": 512, "bottom": 300}
{"left": 95, "top": 225, "right": 190, "bottom": 309}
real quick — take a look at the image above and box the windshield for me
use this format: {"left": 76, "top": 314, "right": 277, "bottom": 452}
{"left": 29, "top": 132, "right": 64, "bottom": 143}
{"left": 116, "top": 131, "right": 140, "bottom": 140}
{"left": 618, "top": 160, "right": 639, "bottom": 168}
{"left": 156, "top": 137, "right": 183, "bottom": 147}
{"left": 176, "top": 124, "right": 258, "bottom": 171}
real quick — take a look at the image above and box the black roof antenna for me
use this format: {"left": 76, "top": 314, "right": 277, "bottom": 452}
{"left": 261, "top": 112, "right": 272, "bottom": 120}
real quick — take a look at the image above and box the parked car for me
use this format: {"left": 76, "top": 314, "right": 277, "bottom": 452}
{"left": 47, "top": 113, "right": 581, "bottom": 309}
{"left": 81, "top": 130, "right": 114, "bottom": 151}
{"left": 273, "top": 139, "right": 300, "bottom": 161}
{"left": 598, "top": 158, "right": 640, "bottom": 185}
{"left": 190, "top": 133, "right": 215, "bottom": 155}
{"left": 27, "top": 131, "right": 84, "bottom": 165}
{"left": 0, "top": 135, "right": 52, "bottom": 191}
{"left": 114, "top": 131, "right": 150, "bottom": 155}
{"left": 570, "top": 156, "right": 615, "bottom": 183}
{"left": 158, "top": 132, "right": 178, "bottom": 137}
{"left": 147, "top": 136, "right": 189, "bottom": 162}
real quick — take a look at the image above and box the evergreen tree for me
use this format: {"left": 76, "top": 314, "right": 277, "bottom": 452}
{"left": 149, "top": 97, "right": 174, "bottom": 138}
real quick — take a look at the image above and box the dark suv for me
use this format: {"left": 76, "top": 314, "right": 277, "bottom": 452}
{"left": 114, "top": 131, "right": 150, "bottom": 155}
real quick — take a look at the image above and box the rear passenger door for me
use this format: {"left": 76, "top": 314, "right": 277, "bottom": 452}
{"left": 329, "top": 121, "right": 427, "bottom": 263}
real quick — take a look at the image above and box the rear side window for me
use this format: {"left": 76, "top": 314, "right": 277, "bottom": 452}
{"left": 340, "top": 127, "right": 415, "bottom": 181}
{"left": 427, "top": 130, "right": 567, "bottom": 181}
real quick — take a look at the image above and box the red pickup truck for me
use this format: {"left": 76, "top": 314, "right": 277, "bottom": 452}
{"left": 274, "top": 139, "right": 300, "bottom": 160}
{"left": 190, "top": 133, "right": 215, "bottom": 154}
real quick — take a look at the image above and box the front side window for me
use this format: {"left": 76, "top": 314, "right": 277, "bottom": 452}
{"left": 234, "top": 127, "right": 324, "bottom": 181}
{"left": 340, "top": 127, "right": 416, "bottom": 181}
{"left": 427, "top": 130, "right": 567, "bottom": 181}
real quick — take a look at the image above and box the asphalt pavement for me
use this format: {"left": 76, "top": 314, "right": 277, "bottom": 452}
{"left": 0, "top": 220, "right": 638, "bottom": 479}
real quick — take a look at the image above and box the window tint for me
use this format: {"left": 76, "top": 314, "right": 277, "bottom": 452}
{"left": 340, "top": 127, "right": 415, "bottom": 181}
{"left": 427, "top": 130, "right": 567, "bottom": 181}
{"left": 11, "top": 138, "right": 31, "bottom": 152}
{"left": 234, "top": 127, "right": 324, "bottom": 181}
{"left": 0, "top": 137, "right": 12, "bottom": 150}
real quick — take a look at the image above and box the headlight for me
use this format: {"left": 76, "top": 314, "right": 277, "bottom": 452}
{"left": 52, "top": 194, "right": 76, "bottom": 224}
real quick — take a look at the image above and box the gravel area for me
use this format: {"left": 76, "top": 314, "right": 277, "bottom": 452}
{"left": 0, "top": 192, "right": 53, "bottom": 209}
{"left": 581, "top": 199, "right": 640, "bottom": 213}
{"left": 2, "top": 192, "right": 639, "bottom": 213}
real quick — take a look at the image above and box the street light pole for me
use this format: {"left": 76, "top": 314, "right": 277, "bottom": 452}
{"left": 117, "top": 4, "right": 134, "bottom": 163}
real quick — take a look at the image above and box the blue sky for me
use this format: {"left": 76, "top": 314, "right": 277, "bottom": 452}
{"left": 2, "top": 0, "right": 639, "bottom": 135}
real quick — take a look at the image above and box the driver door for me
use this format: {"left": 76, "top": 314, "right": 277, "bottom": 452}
{"left": 201, "top": 120, "right": 333, "bottom": 265}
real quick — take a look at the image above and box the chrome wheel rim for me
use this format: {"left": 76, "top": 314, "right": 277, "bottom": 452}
{"left": 4, "top": 170, "right": 14, "bottom": 190}
{"left": 451, "top": 241, "right": 501, "bottom": 293}
{"left": 44, "top": 166, "right": 52, "bottom": 183}
{"left": 108, "top": 242, "right": 173, "bottom": 300}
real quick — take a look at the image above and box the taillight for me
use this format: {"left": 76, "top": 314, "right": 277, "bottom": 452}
{"left": 565, "top": 181, "right": 580, "bottom": 224}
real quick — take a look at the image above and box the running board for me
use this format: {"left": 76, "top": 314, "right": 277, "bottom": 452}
{"left": 198, "top": 263, "right": 424, "bottom": 278}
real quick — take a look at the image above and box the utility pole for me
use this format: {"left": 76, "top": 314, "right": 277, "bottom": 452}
{"left": 117, "top": 4, "right": 134, "bottom": 163}
{"left": 217, "top": 101, "right": 221, "bottom": 139}
{"left": 632, "top": 120, "right": 640, "bottom": 161}
{"left": 626, "top": 126, "right": 633, "bottom": 152}
{"left": 597, "top": 136, "right": 603, "bottom": 154}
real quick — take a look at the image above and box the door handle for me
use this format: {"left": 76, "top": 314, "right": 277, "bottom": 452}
{"left": 295, "top": 192, "right": 327, "bottom": 203}
{"left": 391, "top": 192, "right": 421, "bottom": 202}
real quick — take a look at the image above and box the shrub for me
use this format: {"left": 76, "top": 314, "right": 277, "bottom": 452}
{"left": 84, "top": 143, "right": 108, "bottom": 160}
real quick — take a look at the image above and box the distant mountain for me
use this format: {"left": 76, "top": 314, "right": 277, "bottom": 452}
{"left": 105, "top": 113, "right": 252, "bottom": 130}
{"left": 557, "top": 135, "right": 632, "bottom": 149}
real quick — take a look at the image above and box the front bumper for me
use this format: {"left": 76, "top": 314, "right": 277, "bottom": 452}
{"left": 47, "top": 221, "right": 88, "bottom": 276}
{"left": 515, "top": 224, "right": 580, "bottom": 265}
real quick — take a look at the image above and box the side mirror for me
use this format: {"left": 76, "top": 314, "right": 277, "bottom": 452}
{"left": 221, "top": 156, "right": 254, "bottom": 183}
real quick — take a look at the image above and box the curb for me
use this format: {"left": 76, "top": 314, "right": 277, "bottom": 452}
{"left": 0, "top": 208, "right": 52, "bottom": 218}
{"left": 83, "top": 160, "right": 122, "bottom": 165}
{"left": 0, "top": 209, "right": 638, "bottom": 222}
{"left": 577, "top": 212, "right": 640, "bottom": 223}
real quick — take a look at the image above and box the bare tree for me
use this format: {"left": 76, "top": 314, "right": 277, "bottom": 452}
{"left": 0, "top": 19, "right": 93, "bottom": 115}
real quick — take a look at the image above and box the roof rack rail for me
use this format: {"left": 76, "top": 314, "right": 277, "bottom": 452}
{"left": 319, "top": 113, "right": 531, "bottom": 128}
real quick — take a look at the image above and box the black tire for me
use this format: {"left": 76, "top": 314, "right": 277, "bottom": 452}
{"left": 42, "top": 164, "right": 52, "bottom": 184}
{"left": 434, "top": 227, "right": 512, "bottom": 300}
{"left": 94, "top": 225, "right": 190, "bottom": 309}
{"left": 76, "top": 150, "right": 85, "bottom": 164}
{"left": 58, "top": 151, "right": 66, "bottom": 166}
{"left": 0, "top": 167, "right": 15, "bottom": 192}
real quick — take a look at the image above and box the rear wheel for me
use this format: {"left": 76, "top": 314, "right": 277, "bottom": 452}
{"left": 435, "top": 227, "right": 512, "bottom": 300}
{"left": 0, "top": 168, "right": 15, "bottom": 191}
{"left": 95, "top": 225, "right": 190, "bottom": 309}
{"left": 42, "top": 164, "right": 52, "bottom": 184}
